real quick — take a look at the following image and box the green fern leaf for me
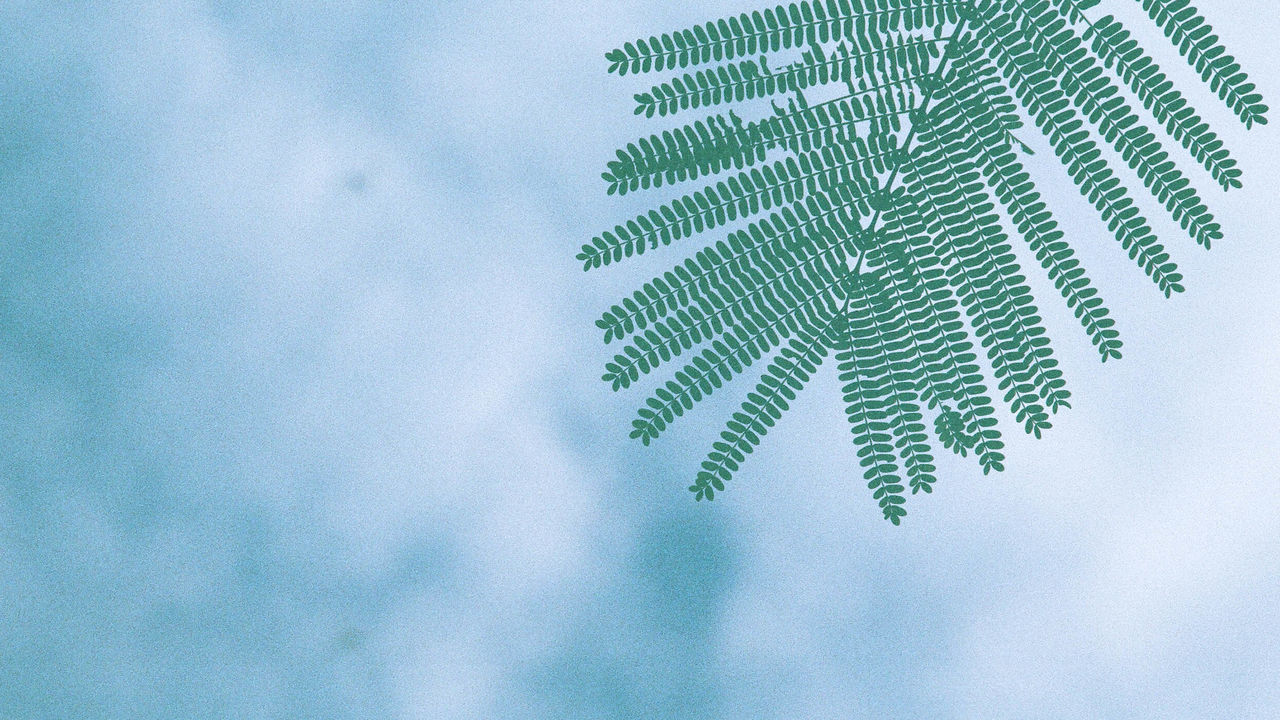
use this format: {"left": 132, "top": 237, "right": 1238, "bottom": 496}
{"left": 690, "top": 316, "right": 839, "bottom": 500}
{"left": 938, "top": 39, "right": 1122, "bottom": 360}
{"left": 978, "top": 5, "right": 1185, "bottom": 296}
{"left": 597, "top": 77, "right": 927, "bottom": 204}
{"left": 582, "top": 0, "right": 1265, "bottom": 521}
{"left": 836, "top": 274, "right": 911, "bottom": 523}
{"left": 602, "top": 112, "right": 762, "bottom": 197}
{"left": 1086, "top": 14, "right": 1241, "bottom": 190}
{"left": 902, "top": 141, "right": 1060, "bottom": 437}
{"left": 1134, "top": 0, "right": 1269, "bottom": 127}
{"left": 604, "top": 236, "right": 851, "bottom": 391}
{"left": 584, "top": 142, "right": 885, "bottom": 272}
{"left": 875, "top": 194, "right": 1006, "bottom": 473}
{"left": 605, "top": 0, "right": 970, "bottom": 76}
{"left": 627, "top": 268, "right": 848, "bottom": 441}
{"left": 1009, "top": 1, "right": 1222, "bottom": 249}
{"left": 596, "top": 181, "right": 880, "bottom": 344}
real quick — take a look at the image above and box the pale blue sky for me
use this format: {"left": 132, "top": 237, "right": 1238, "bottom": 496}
{"left": 2, "top": 1, "right": 1278, "bottom": 718}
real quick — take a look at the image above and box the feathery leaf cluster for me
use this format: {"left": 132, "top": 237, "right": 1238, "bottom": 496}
{"left": 581, "top": 0, "right": 1266, "bottom": 522}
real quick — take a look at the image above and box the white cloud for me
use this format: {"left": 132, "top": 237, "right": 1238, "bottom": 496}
{"left": 4, "top": 0, "right": 1279, "bottom": 718}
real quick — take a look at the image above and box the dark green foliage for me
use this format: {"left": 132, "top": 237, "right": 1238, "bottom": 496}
{"left": 633, "top": 36, "right": 942, "bottom": 117}
{"left": 935, "top": 39, "right": 1123, "bottom": 359}
{"left": 836, "top": 273, "right": 932, "bottom": 523}
{"left": 691, "top": 317, "right": 839, "bottom": 500}
{"left": 978, "top": 6, "right": 1186, "bottom": 295}
{"left": 875, "top": 194, "right": 1006, "bottom": 473}
{"left": 1134, "top": 0, "right": 1269, "bottom": 127}
{"left": 1086, "top": 15, "right": 1241, "bottom": 190}
{"left": 903, "top": 110, "right": 1066, "bottom": 436}
{"left": 1009, "top": 1, "right": 1223, "bottom": 249}
{"left": 604, "top": 0, "right": 970, "bottom": 75}
{"left": 582, "top": 0, "right": 1266, "bottom": 522}
{"left": 583, "top": 138, "right": 889, "bottom": 271}
{"left": 600, "top": 112, "right": 761, "bottom": 198}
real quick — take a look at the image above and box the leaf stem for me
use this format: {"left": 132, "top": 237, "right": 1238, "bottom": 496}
{"left": 849, "top": 16, "right": 970, "bottom": 279}
{"left": 837, "top": 14, "right": 970, "bottom": 331}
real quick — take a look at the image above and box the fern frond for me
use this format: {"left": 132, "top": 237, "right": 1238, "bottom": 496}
{"left": 690, "top": 316, "right": 839, "bottom": 500}
{"left": 627, "top": 269, "right": 847, "bottom": 442}
{"left": 874, "top": 195, "right": 1006, "bottom": 473}
{"left": 600, "top": 89, "right": 923, "bottom": 200}
{"left": 1008, "top": 1, "right": 1222, "bottom": 249}
{"left": 605, "top": 0, "right": 970, "bottom": 76}
{"left": 1085, "top": 15, "right": 1241, "bottom": 190}
{"left": 977, "top": 5, "right": 1185, "bottom": 296}
{"left": 583, "top": 0, "right": 1264, "bottom": 520}
{"left": 602, "top": 112, "right": 763, "bottom": 197}
{"left": 768, "top": 94, "right": 909, "bottom": 153}
{"left": 596, "top": 182, "right": 879, "bottom": 344}
{"left": 836, "top": 278, "right": 904, "bottom": 523}
{"left": 837, "top": 273, "right": 944, "bottom": 522}
{"left": 833, "top": 31, "right": 948, "bottom": 81}
{"left": 635, "top": 35, "right": 942, "bottom": 118}
{"left": 604, "top": 239, "right": 850, "bottom": 392}
{"left": 902, "top": 140, "right": 1060, "bottom": 437}
{"left": 939, "top": 40, "right": 1123, "bottom": 360}
{"left": 858, "top": 276, "right": 939, "bottom": 497}
{"left": 1134, "top": 0, "right": 1269, "bottom": 128}
{"left": 633, "top": 54, "right": 789, "bottom": 118}
{"left": 584, "top": 142, "right": 885, "bottom": 272}
{"left": 909, "top": 100, "right": 1072, "bottom": 420}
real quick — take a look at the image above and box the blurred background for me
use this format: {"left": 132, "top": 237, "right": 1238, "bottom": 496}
{"left": 1, "top": 1, "right": 1278, "bottom": 717}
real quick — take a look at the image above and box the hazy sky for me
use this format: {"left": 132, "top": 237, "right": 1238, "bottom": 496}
{"left": 2, "top": 1, "right": 1278, "bottom": 718}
